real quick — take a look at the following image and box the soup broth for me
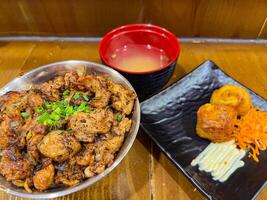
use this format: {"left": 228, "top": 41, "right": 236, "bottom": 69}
{"left": 108, "top": 44, "right": 169, "bottom": 72}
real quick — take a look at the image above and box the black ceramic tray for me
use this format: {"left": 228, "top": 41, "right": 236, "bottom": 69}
{"left": 141, "top": 60, "right": 267, "bottom": 200}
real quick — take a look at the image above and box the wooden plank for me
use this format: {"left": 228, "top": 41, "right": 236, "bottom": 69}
{"left": 145, "top": 0, "right": 267, "bottom": 38}
{"left": 0, "top": 41, "right": 266, "bottom": 200}
{"left": 0, "top": 0, "right": 266, "bottom": 38}
{"left": 258, "top": 16, "right": 267, "bottom": 38}
{"left": 191, "top": 0, "right": 267, "bottom": 38}
{"left": 0, "top": 0, "right": 144, "bottom": 36}
{"left": 0, "top": 42, "right": 35, "bottom": 87}
{"left": 20, "top": 41, "right": 100, "bottom": 72}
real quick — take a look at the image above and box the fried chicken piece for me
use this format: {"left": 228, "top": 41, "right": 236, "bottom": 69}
{"left": 73, "top": 131, "right": 95, "bottom": 142}
{"left": 0, "top": 116, "right": 24, "bottom": 149}
{"left": 103, "top": 135, "right": 125, "bottom": 154}
{"left": 107, "top": 80, "right": 136, "bottom": 115}
{"left": 210, "top": 85, "right": 252, "bottom": 116}
{"left": 0, "top": 91, "right": 27, "bottom": 113}
{"left": 69, "top": 90, "right": 93, "bottom": 106}
{"left": 21, "top": 118, "right": 47, "bottom": 136}
{"left": 81, "top": 75, "right": 111, "bottom": 108}
{"left": 0, "top": 119, "right": 16, "bottom": 149}
{"left": 55, "top": 162, "right": 84, "bottom": 186}
{"left": 196, "top": 103, "right": 237, "bottom": 142}
{"left": 112, "top": 115, "right": 132, "bottom": 136}
{"left": 0, "top": 149, "right": 31, "bottom": 181}
{"left": 64, "top": 71, "right": 86, "bottom": 91}
{"left": 74, "top": 116, "right": 130, "bottom": 170}
{"left": 84, "top": 166, "right": 95, "bottom": 178}
{"left": 27, "top": 134, "right": 44, "bottom": 165}
{"left": 75, "top": 145, "right": 95, "bottom": 166}
{"left": 75, "top": 140, "right": 115, "bottom": 171}
{"left": 88, "top": 142, "right": 115, "bottom": 173}
{"left": 33, "top": 164, "right": 54, "bottom": 191}
{"left": 38, "top": 131, "right": 81, "bottom": 162}
{"left": 39, "top": 76, "right": 64, "bottom": 101}
{"left": 27, "top": 91, "right": 44, "bottom": 109}
{"left": 0, "top": 91, "right": 27, "bottom": 128}
{"left": 68, "top": 108, "right": 113, "bottom": 136}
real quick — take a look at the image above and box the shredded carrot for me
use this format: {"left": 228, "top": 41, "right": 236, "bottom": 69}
{"left": 232, "top": 108, "right": 267, "bottom": 162}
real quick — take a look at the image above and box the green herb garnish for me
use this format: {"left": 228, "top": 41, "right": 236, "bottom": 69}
{"left": 63, "top": 89, "right": 70, "bottom": 96}
{"left": 84, "top": 107, "right": 92, "bottom": 113}
{"left": 35, "top": 107, "right": 43, "bottom": 113}
{"left": 116, "top": 113, "right": 122, "bottom": 122}
{"left": 72, "top": 93, "right": 81, "bottom": 100}
{"left": 83, "top": 95, "right": 89, "bottom": 101}
{"left": 21, "top": 112, "right": 30, "bottom": 119}
{"left": 37, "top": 113, "right": 50, "bottom": 123}
{"left": 50, "top": 112, "right": 60, "bottom": 121}
{"left": 56, "top": 130, "right": 63, "bottom": 134}
{"left": 76, "top": 102, "right": 87, "bottom": 111}
{"left": 35, "top": 99, "right": 92, "bottom": 129}
{"left": 44, "top": 102, "right": 52, "bottom": 109}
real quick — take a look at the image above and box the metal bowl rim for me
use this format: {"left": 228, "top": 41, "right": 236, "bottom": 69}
{"left": 0, "top": 60, "right": 140, "bottom": 199}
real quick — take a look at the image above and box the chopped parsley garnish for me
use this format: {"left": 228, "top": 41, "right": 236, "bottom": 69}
{"left": 21, "top": 112, "right": 30, "bottom": 119}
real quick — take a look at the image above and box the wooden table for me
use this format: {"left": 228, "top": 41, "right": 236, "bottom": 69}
{"left": 0, "top": 40, "right": 266, "bottom": 200}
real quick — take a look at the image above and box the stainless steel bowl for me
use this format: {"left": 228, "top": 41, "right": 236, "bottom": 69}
{"left": 0, "top": 60, "right": 140, "bottom": 199}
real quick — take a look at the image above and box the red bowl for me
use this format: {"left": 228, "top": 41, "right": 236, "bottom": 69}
{"left": 99, "top": 24, "right": 180, "bottom": 99}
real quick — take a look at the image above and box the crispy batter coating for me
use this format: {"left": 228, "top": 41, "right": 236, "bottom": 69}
{"left": 75, "top": 146, "right": 95, "bottom": 166}
{"left": 68, "top": 109, "right": 113, "bottom": 136}
{"left": 39, "top": 76, "right": 64, "bottom": 101}
{"left": 38, "top": 131, "right": 81, "bottom": 162}
{"left": 21, "top": 118, "right": 47, "bottom": 136}
{"left": 0, "top": 91, "right": 27, "bottom": 113}
{"left": 27, "top": 91, "right": 44, "bottom": 109}
{"left": 107, "top": 80, "right": 136, "bottom": 115}
{"left": 27, "top": 134, "right": 44, "bottom": 165}
{"left": 81, "top": 75, "right": 111, "bottom": 108}
{"left": 0, "top": 70, "right": 135, "bottom": 192}
{"left": 55, "top": 162, "right": 84, "bottom": 186}
{"left": 210, "top": 85, "right": 252, "bottom": 116}
{"left": 64, "top": 71, "right": 85, "bottom": 91}
{"left": 0, "top": 149, "right": 32, "bottom": 181}
{"left": 112, "top": 115, "right": 132, "bottom": 136}
{"left": 0, "top": 119, "right": 20, "bottom": 149}
{"left": 196, "top": 103, "right": 237, "bottom": 142}
{"left": 33, "top": 164, "right": 54, "bottom": 191}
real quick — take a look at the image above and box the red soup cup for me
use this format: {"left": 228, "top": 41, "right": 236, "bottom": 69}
{"left": 99, "top": 24, "right": 180, "bottom": 100}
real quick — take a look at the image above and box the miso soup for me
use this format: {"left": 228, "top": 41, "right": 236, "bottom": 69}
{"left": 109, "top": 44, "right": 169, "bottom": 72}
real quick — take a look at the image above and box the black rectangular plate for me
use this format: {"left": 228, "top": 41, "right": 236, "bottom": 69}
{"left": 141, "top": 60, "right": 267, "bottom": 200}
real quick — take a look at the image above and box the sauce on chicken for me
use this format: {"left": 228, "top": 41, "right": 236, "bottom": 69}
{"left": 0, "top": 70, "right": 136, "bottom": 192}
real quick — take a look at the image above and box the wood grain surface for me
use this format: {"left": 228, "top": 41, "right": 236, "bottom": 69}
{"left": 0, "top": 0, "right": 266, "bottom": 38}
{"left": 259, "top": 16, "right": 267, "bottom": 38}
{"left": 0, "top": 40, "right": 266, "bottom": 200}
